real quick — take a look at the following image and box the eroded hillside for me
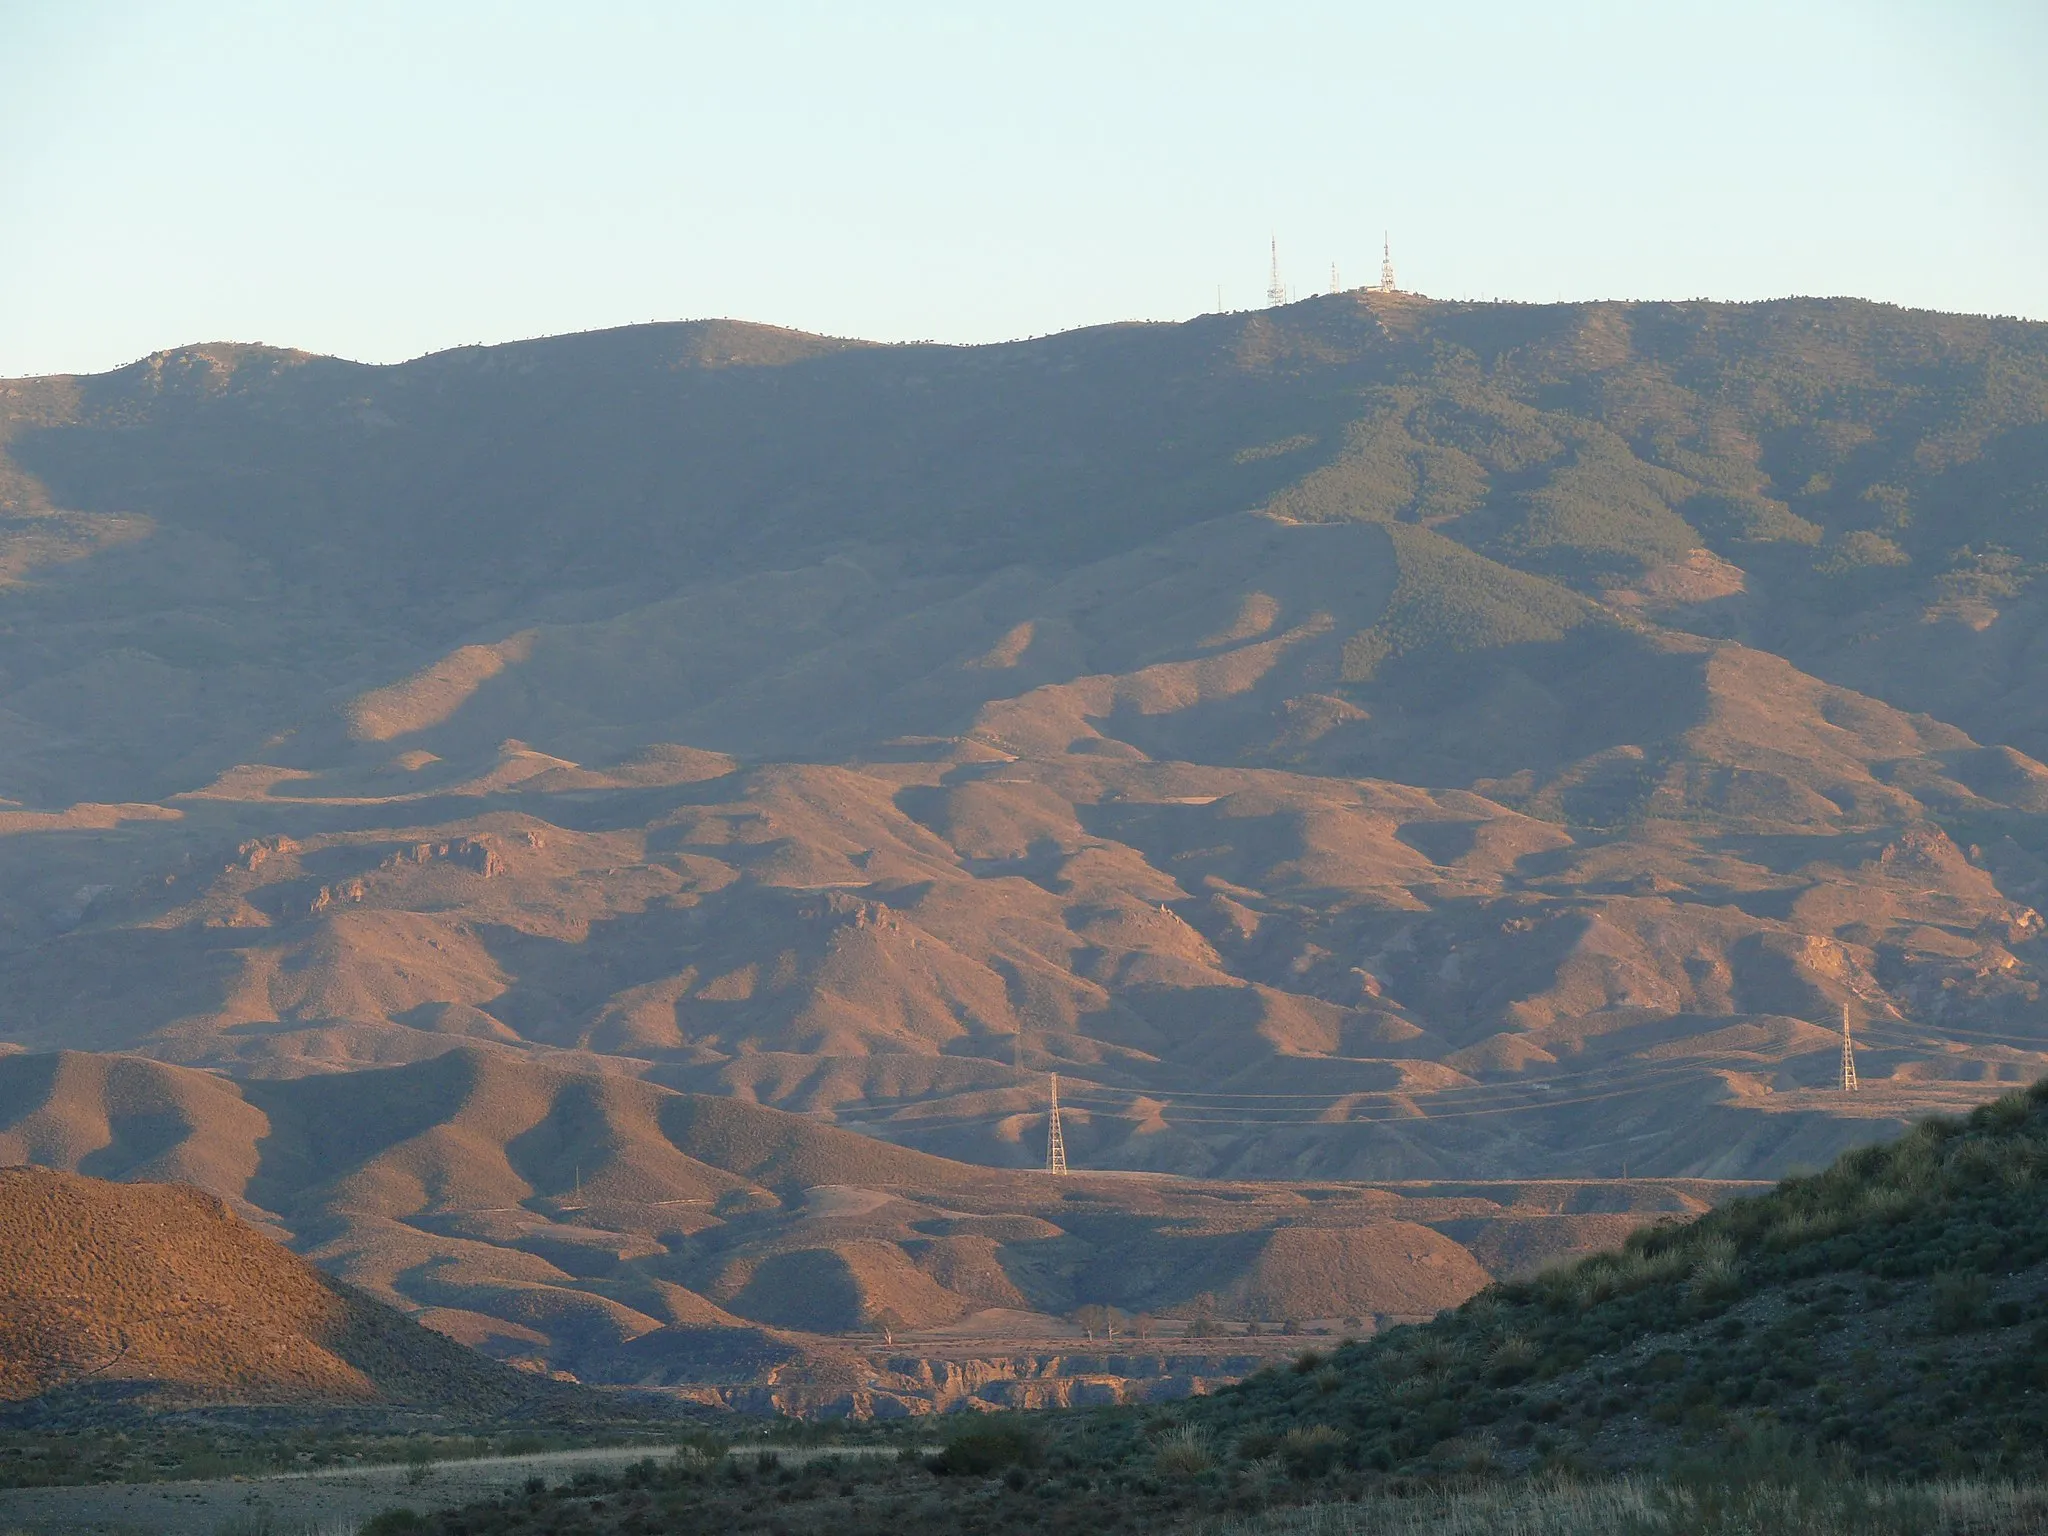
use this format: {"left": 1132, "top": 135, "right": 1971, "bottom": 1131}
{"left": 1, "top": 295, "right": 2047, "bottom": 1190}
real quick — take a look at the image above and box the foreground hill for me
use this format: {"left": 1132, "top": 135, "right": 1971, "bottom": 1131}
{"left": 0, "top": 1047, "right": 1746, "bottom": 1405}
{"left": 375, "top": 1081, "right": 2048, "bottom": 1536}
{"left": 1178, "top": 1080, "right": 2048, "bottom": 1480}
{"left": 0, "top": 1165, "right": 578, "bottom": 1414}
{"left": 1, "top": 295, "right": 2047, "bottom": 1188}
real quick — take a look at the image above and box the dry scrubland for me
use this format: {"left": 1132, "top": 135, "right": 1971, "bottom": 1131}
{"left": 3, "top": 293, "right": 2048, "bottom": 1385}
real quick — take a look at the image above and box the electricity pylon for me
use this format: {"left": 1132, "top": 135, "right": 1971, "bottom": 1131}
{"left": 1047, "top": 1073, "right": 1068, "bottom": 1175}
{"left": 1840, "top": 1003, "right": 1859, "bottom": 1093}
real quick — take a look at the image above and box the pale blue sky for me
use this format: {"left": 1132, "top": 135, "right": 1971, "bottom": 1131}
{"left": 2, "top": 1, "right": 2043, "bottom": 377}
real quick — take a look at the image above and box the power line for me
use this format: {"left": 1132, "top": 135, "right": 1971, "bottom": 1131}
{"left": 1054, "top": 1042, "right": 1795, "bottom": 1104}
{"left": 842, "top": 1051, "right": 1826, "bottom": 1132}
{"left": 834, "top": 1016, "right": 2029, "bottom": 1140}
{"left": 1046, "top": 1073, "right": 1068, "bottom": 1175}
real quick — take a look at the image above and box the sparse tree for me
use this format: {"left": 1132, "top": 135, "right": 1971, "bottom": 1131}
{"left": 1071, "top": 1304, "right": 1127, "bottom": 1341}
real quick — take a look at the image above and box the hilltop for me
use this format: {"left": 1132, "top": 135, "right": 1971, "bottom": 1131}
{"left": 0, "top": 295, "right": 2045, "bottom": 1198}
{"left": 0, "top": 1165, "right": 580, "bottom": 1415}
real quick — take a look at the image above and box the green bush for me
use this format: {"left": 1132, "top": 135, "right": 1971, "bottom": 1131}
{"left": 927, "top": 1421, "right": 1044, "bottom": 1476}
{"left": 1931, "top": 1272, "right": 1990, "bottom": 1333}
{"left": 1279, "top": 1425, "right": 1344, "bottom": 1479}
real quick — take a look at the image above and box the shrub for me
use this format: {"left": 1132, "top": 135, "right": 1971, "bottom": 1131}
{"left": 928, "top": 1422, "right": 1044, "bottom": 1476}
{"left": 1931, "top": 1272, "right": 1990, "bottom": 1333}
{"left": 1279, "top": 1425, "right": 1344, "bottom": 1479}
{"left": 1153, "top": 1425, "right": 1212, "bottom": 1476}
{"left": 1488, "top": 1333, "right": 1538, "bottom": 1382}
{"left": 1235, "top": 1431, "right": 1279, "bottom": 1461}
{"left": 1978, "top": 1091, "right": 2034, "bottom": 1131}
{"left": 1410, "top": 1337, "right": 1466, "bottom": 1375}
{"left": 1688, "top": 1238, "right": 1742, "bottom": 1303}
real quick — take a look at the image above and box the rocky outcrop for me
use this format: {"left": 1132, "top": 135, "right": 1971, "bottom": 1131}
{"left": 659, "top": 1347, "right": 1274, "bottom": 1419}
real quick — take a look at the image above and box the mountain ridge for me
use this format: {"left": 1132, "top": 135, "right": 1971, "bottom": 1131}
{"left": 2, "top": 291, "right": 2046, "bottom": 1206}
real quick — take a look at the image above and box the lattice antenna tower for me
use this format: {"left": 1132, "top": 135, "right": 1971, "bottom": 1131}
{"left": 1046, "top": 1073, "right": 1069, "bottom": 1174}
{"left": 1840, "top": 1003, "right": 1859, "bottom": 1093}
{"left": 1330, "top": 261, "right": 1341, "bottom": 294}
{"left": 1379, "top": 232, "right": 1397, "bottom": 293}
{"left": 1266, "top": 237, "right": 1286, "bottom": 308}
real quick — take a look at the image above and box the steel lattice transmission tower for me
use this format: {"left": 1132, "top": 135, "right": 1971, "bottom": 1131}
{"left": 1266, "top": 237, "right": 1286, "bottom": 308}
{"left": 1046, "top": 1073, "right": 1069, "bottom": 1175}
{"left": 1379, "top": 233, "right": 1397, "bottom": 293}
{"left": 1840, "top": 1003, "right": 1859, "bottom": 1093}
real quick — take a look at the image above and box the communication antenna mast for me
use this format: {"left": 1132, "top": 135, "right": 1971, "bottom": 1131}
{"left": 1330, "top": 261, "right": 1341, "bottom": 294}
{"left": 1046, "top": 1073, "right": 1069, "bottom": 1175}
{"left": 1839, "top": 1003, "right": 1859, "bottom": 1093}
{"left": 1379, "top": 233, "right": 1397, "bottom": 294}
{"left": 1266, "top": 237, "right": 1286, "bottom": 308}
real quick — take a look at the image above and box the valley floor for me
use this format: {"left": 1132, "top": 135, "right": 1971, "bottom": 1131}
{"left": 0, "top": 1441, "right": 894, "bottom": 1536}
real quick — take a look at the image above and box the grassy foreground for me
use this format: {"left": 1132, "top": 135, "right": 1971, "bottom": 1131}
{"left": 1210, "top": 1477, "right": 2048, "bottom": 1535}
{"left": 340, "top": 1455, "right": 2048, "bottom": 1536}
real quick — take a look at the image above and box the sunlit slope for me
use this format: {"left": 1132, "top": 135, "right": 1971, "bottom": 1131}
{"left": 0, "top": 1164, "right": 571, "bottom": 1410}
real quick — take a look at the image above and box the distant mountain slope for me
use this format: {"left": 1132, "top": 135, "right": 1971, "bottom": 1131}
{"left": 0, "top": 1048, "right": 1744, "bottom": 1392}
{"left": 0, "top": 1164, "right": 568, "bottom": 1411}
{"left": 1, "top": 295, "right": 2047, "bottom": 1190}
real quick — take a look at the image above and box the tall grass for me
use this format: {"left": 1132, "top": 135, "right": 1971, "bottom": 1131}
{"left": 1202, "top": 1478, "right": 2048, "bottom": 1535}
